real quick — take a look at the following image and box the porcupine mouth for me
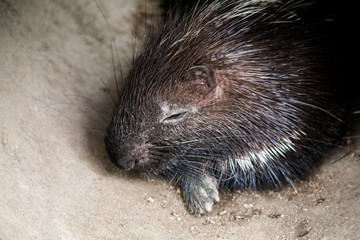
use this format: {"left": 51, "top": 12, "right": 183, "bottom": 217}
{"left": 127, "top": 142, "right": 157, "bottom": 170}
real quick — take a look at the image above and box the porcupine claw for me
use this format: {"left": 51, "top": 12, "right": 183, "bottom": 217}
{"left": 181, "top": 175, "right": 220, "bottom": 215}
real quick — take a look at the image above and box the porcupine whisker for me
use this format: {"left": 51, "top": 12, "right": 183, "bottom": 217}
{"left": 114, "top": 5, "right": 141, "bottom": 65}
{"left": 142, "top": 0, "right": 161, "bottom": 41}
{"left": 199, "top": 99, "right": 299, "bottom": 114}
{"left": 166, "top": 171, "right": 180, "bottom": 185}
{"left": 62, "top": 95, "right": 110, "bottom": 123}
{"left": 94, "top": 0, "right": 124, "bottom": 98}
{"left": 290, "top": 143, "right": 332, "bottom": 157}
{"left": 151, "top": 140, "right": 249, "bottom": 149}
{"left": 177, "top": 154, "right": 224, "bottom": 161}
{"left": 151, "top": 143, "right": 235, "bottom": 151}
{"left": 82, "top": 128, "right": 106, "bottom": 134}
{"left": 155, "top": 149, "right": 235, "bottom": 159}
{"left": 143, "top": 0, "right": 149, "bottom": 34}
{"left": 300, "top": 137, "right": 343, "bottom": 147}
{"left": 159, "top": 162, "right": 199, "bottom": 178}
{"left": 110, "top": 43, "right": 121, "bottom": 100}
{"left": 173, "top": 164, "right": 205, "bottom": 178}
{"left": 131, "top": 7, "right": 138, "bottom": 65}
{"left": 181, "top": 162, "right": 206, "bottom": 174}
{"left": 289, "top": 99, "right": 342, "bottom": 122}
{"left": 179, "top": 148, "right": 234, "bottom": 155}
{"left": 178, "top": 156, "right": 206, "bottom": 166}
{"left": 85, "top": 64, "right": 116, "bottom": 105}
{"left": 152, "top": 134, "right": 287, "bottom": 147}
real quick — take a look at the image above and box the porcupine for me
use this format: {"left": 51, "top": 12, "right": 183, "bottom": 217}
{"left": 104, "top": 0, "right": 346, "bottom": 215}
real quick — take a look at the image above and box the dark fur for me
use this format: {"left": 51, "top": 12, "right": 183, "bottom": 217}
{"left": 105, "top": 0, "right": 346, "bottom": 214}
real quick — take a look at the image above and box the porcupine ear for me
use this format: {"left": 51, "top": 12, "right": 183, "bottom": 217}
{"left": 186, "top": 65, "right": 217, "bottom": 89}
{"left": 180, "top": 65, "right": 222, "bottom": 103}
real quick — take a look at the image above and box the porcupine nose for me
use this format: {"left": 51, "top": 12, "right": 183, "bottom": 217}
{"left": 110, "top": 151, "right": 135, "bottom": 171}
{"left": 104, "top": 142, "right": 135, "bottom": 171}
{"left": 117, "top": 159, "right": 135, "bottom": 171}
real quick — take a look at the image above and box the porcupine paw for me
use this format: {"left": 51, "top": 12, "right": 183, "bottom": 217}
{"left": 181, "top": 175, "right": 220, "bottom": 215}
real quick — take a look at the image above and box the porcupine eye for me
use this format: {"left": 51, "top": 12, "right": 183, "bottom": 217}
{"left": 161, "top": 110, "right": 187, "bottom": 124}
{"left": 163, "top": 112, "right": 186, "bottom": 121}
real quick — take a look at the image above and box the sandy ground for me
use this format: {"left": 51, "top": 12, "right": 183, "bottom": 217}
{"left": 1, "top": 0, "right": 359, "bottom": 239}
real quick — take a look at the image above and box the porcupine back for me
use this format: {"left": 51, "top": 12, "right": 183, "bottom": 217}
{"left": 106, "top": 0, "right": 345, "bottom": 191}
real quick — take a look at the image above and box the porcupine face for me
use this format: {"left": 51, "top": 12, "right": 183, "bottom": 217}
{"left": 105, "top": 0, "right": 343, "bottom": 189}
{"left": 104, "top": 51, "right": 225, "bottom": 178}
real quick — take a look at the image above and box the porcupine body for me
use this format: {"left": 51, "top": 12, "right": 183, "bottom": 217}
{"left": 105, "top": 0, "right": 345, "bottom": 214}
